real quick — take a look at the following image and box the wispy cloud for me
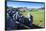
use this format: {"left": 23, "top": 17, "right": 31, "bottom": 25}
{"left": 7, "top": 1, "right": 44, "bottom": 9}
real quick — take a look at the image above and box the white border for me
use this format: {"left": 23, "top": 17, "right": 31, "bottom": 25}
{"left": 0, "top": 0, "right": 46, "bottom": 31}
{"left": 0, "top": 0, "right": 5, "bottom": 31}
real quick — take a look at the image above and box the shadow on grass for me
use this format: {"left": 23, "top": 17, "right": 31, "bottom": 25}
{"left": 15, "top": 24, "right": 44, "bottom": 30}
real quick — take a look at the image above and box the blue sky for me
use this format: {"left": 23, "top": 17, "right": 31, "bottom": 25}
{"left": 7, "top": 1, "right": 45, "bottom": 9}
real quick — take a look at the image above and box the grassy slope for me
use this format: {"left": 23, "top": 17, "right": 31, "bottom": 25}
{"left": 30, "top": 10, "right": 44, "bottom": 27}
{"left": 20, "top": 10, "right": 45, "bottom": 27}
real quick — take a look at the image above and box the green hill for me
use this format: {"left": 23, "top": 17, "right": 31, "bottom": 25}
{"left": 20, "top": 9, "right": 45, "bottom": 27}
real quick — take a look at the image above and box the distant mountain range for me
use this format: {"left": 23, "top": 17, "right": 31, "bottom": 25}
{"left": 39, "top": 7, "right": 45, "bottom": 10}
{"left": 16, "top": 7, "right": 30, "bottom": 11}
{"left": 7, "top": 7, "right": 45, "bottom": 11}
